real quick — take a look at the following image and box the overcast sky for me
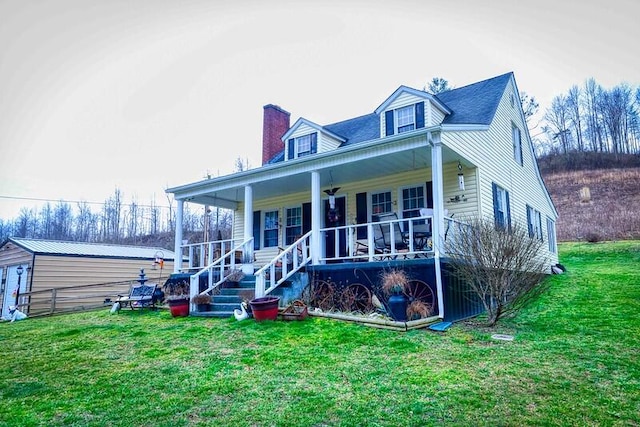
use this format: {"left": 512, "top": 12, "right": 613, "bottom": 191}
{"left": 1, "top": 0, "right": 638, "bottom": 220}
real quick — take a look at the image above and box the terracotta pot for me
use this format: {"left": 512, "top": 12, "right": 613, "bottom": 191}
{"left": 167, "top": 298, "right": 189, "bottom": 317}
{"left": 249, "top": 296, "right": 280, "bottom": 321}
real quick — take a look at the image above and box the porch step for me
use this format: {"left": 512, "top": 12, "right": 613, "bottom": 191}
{"left": 193, "top": 277, "right": 255, "bottom": 318}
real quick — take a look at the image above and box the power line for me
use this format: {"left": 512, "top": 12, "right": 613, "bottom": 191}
{"left": 0, "top": 194, "right": 173, "bottom": 210}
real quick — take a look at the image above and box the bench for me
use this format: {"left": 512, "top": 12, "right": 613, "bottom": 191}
{"left": 116, "top": 283, "right": 158, "bottom": 310}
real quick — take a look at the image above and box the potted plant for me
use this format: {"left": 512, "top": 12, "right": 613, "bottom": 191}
{"left": 224, "top": 269, "right": 245, "bottom": 287}
{"left": 191, "top": 293, "right": 211, "bottom": 312}
{"left": 406, "top": 300, "right": 432, "bottom": 321}
{"left": 380, "top": 269, "right": 409, "bottom": 321}
{"left": 162, "top": 278, "right": 190, "bottom": 317}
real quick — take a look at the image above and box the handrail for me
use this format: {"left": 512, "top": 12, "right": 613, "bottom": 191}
{"left": 181, "top": 237, "right": 246, "bottom": 271}
{"left": 254, "top": 231, "right": 312, "bottom": 297}
{"left": 189, "top": 238, "right": 253, "bottom": 303}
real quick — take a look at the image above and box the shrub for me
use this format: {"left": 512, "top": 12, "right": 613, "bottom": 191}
{"left": 445, "top": 217, "right": 549, "bottom": 326}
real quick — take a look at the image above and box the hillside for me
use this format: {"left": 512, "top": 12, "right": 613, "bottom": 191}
{"left": 542, "top": 166, "right": 640, "bottom": 242}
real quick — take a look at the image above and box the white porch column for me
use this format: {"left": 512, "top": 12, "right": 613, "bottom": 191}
{"left": 430, "top": 132, "right": 446, "bottom": 319}
{"left": 243, "top": 185, "right": 254, "bottom": 274}
{"left": 173, "top": 199, "right": 184, "bottom": 273}
{"left": 311, "top": 170, "right": 321, "bottom": 265}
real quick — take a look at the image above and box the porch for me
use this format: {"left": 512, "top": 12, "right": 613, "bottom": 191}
{"left": 176, "top": 213, "right": 470, "bottom": 320}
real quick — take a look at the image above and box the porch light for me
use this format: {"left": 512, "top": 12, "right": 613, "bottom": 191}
{"left": 457, "top": 162, "right": 465, "bottom": 191}
{"left": 324, "top": 187, "right": 341, "bottom": 223}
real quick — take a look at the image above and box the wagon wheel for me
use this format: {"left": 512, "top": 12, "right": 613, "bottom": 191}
{"left": 404, "top": 280, "right": 434, "bottom": 306}
{"left": 310, "top": 280, "right": 335, "bottom": 310}
{"left": 340, "top": 283, "right": 373, "bottom": 313}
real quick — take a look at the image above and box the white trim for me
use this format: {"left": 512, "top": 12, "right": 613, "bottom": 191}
{"left": 173, "top": 200, "right": 184, "bottom": 273}
{"left": 440, "top": 124, "right": 490, "bottom": 131}
{"left": 281, "top": 118, "right": 347, "bottom": 143}
{"left": 375, "top": 85, "right": 451, "bottom": 115}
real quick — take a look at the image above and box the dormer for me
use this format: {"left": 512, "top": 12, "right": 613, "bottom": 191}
{"left": 281, "top": 118, "right": 347, "bottom": 161}
{"left": 374, "top": 86, "right": 451, "bottom": 137}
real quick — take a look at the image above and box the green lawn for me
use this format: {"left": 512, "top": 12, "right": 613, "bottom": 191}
{"left": 1, "top": 241, "right": 639, "bottom": 426}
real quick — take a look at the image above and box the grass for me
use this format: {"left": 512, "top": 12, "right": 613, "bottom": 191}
{"left": 1, "top": 241, "right": 639, "bottom": 426}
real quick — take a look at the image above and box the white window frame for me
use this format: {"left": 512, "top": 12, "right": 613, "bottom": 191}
{"left": 547, "top": 217, "right": 557, "bottom": 254}
{"left": 400, "top": 184, "right": 426, "bottom": 219}
{"left": 284, "top": 206, "right": 302, "bottom": 245}
{"left": 527, "top": 205, "right": 543, "bottom": 240}
{"left": 263, "top": 210, "right": 279, "bottom": 248}
{"left": 371, "top": 190, "right": 393, "bottom": 218}
{"left": 396, "top": 105, "right": 415, "bottom": 133}
{"left": 513, "top": 124, "right": 523, "bottom": 165}
{"left": 296, "top": 134, "right": 312, "bottom": 158}
{"left": 495, "top": 184, "right": 509, "bottom": 228}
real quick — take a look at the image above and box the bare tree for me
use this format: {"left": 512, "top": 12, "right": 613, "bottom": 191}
{"left": 566, "top": 85, "right": 584, "bottom": 152}
{"left": 51, "top": 201, "right": 73, "bottom": 240}
{"left": 543, "top": 95, "right": 573, "bottom": 154}
{"left": 445, "top": 218, "right": 550, "bottom": 326}
{"left": 425, "top": 77, "right": 452, "bottom": 94}
{"left": 520, "top": 91, "right": 539, "bottom": 124}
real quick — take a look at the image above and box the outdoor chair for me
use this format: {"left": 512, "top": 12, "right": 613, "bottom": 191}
{"left": 115, "top": 282, "right": 158, "bottom": 311}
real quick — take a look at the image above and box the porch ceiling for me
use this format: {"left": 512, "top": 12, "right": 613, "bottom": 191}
{"left": 177, "top": 142, "right": 464, "bottom": 208}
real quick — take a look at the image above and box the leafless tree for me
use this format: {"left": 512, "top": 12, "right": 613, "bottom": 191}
{"left": 566, "top": 85, "right": 584, "bottom": 152}
{"left": 445, "top": 217, "right": 550, "bottom": 326}
{"left": 543, "top": 95, "right": 573, "bottom": 154}
{"left": 51, "top": 201, "right": 73, "bottom": 240}
{"left": 425, "top": 77, "right": 452, "bottom": 94}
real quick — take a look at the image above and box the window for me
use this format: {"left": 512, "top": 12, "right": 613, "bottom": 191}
{"left": 285, "top": 207, "right": 302, "bottom": 245}
{"left": 492, "top": 183, "right": 511, "bottom": 229}
{"left": 384, "top": 102, "right": 425, "bottom": 136}
{"left": 371, "top": 191, "right": 392, "bottom": 215}
{"left": 401, "top": 186, "right": 425, "bottom": 219}
{"left": 527, "top": 205, "right": 543, "bottom": 240}
{"left": 287, "top": 133, "right": 317, "bottom": 160}
{"left": 296, "top": 134, "right": 311, "bottom": 157}
{"left": 547, "top": 217, "right": 557, "bottom": 253}
{"left": 263, "top": 210, "right": 279, "bottom": 248}
{"left": 397, "top": 105, "right": 415, "bottom": 133}
{"left": 513, "top": 125, "right": 523, "bottom": 165}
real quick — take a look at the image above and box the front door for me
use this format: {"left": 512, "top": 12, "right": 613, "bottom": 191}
{"left": 324, "top": 196, "right": 346, "bottom": 260}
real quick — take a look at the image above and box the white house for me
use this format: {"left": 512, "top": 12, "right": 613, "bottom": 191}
{"left": 166, "top": 72, "right": 558, "bottom": 321}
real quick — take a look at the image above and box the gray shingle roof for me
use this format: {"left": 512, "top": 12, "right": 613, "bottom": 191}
{"left": 8, "top": 237, "right": 177, "bottom": 260}
{"left": 266, "top": 72, "right": 512, "bottom": 163}
{"left": 436, "top": 72, "right": 512, "bottom": 125}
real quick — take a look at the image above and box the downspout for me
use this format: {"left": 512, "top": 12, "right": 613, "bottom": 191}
{"left": 173, "top": 199, "right": 184, "bottom": 273}
{"left": 243, "top": 185, "right": 254, "bottom": 275}
{"left": 311, "top": 170, "right": 321, "bottom": 265}
{"left": 429, "top": 132, "right": 446, "bottom": 319}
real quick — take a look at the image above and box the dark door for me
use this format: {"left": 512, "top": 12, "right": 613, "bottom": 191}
{"left": 324, "top": 196, "right": 346, "bottom": 260}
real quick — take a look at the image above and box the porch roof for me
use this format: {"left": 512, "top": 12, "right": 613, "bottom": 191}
{"left": 167, "top": 127, "right": 464, "bottom": 209}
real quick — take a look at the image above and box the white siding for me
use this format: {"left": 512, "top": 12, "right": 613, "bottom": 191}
{"left": 441, "top": 77, "right": 558, "bottom": 265}
{"left": 285, "top": 123, "right": 341, "bottom": 156}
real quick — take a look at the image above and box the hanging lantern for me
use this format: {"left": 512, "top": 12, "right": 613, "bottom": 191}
{"left": 324, "top": 187, "right": 341, "bottom": 223}
{"left": 457, "top": 162, "right": 465, "bottom": 191}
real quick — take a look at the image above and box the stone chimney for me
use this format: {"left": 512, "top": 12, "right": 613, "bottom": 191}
{"left": 262, "top": 104, "right": 290, "bottom": 165}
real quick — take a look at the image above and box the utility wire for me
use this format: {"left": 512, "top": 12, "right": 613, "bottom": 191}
{"left": 0, "top": 195, "right": 173, "bottom": 210}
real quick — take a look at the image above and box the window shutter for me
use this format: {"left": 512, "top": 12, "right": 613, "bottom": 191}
{"left": 526, "top": 205, "right": 533, "bottom": 237}
{"left": 519, "top": 133, "right": 524, "bottom": 166}
{"left": 287, "top": 138, "right": 295, "bottom": 160}
{"left": 492, "top": 183, "right": 500, "bottom": 227}
{"left": 415, "top": 102, "right": 425, "bottom": 129}
{"left": 425, "top": 181, "right": 433, "bottom": 208}
{"left": 385, "top": 110, "right": 394, "bottom": 136}
{"left": 253, "top": 210, "right": 261, "bottom": 250}
{"left": 302, "top": 202, "right": 312, "bottom": 234}
{"left": 311, "top": 133, "right": 318, "bottom": 154}
{"left": 356, "top": 192, "right": 368, "bottom": 239}
{"left": 505, "top": 191, "right": 512, "bottom": 231}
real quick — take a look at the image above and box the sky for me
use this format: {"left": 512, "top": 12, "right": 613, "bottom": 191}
{"left": 1, "top": 0, "right": 638, "bottom": 221}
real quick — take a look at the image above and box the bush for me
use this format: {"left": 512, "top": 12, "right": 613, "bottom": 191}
{"left": 445, "top": 217, "right": 550, "bottom": 326}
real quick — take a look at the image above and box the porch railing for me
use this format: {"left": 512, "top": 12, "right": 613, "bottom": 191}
{"left": 181, "top": 237, "right": 251, "bottom": 272}
{"left": 188, "top": 238, "right": 253, "bottom": 303}
{"left": 320, "top": 215, "right": 440, "bottom": 262}
{"left": 254, "top": 231, "right": 312, "bottom": 297}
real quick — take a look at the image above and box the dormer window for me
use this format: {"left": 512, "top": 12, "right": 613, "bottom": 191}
{"left": 287, "top": 132, "right": 317, "bottom": 160}
{"left": 397, "top": 105, "right": 415, "bottom": 133}
{"left": 384, "top": 101, "right": 425, "bottom": 136}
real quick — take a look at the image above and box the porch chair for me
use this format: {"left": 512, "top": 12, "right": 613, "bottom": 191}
{"left": 376, "top": 213, "right": 409, "bottom": 258}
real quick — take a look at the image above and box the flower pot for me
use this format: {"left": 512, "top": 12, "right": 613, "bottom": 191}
{"left": 167, "top": 298, "right": 189, "bottom": 317}
{"left": 387, "top": 293, "right": 408, "bottom": 321}
{"left": 249, "top": 296, "right": 280, "bottom": 321}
